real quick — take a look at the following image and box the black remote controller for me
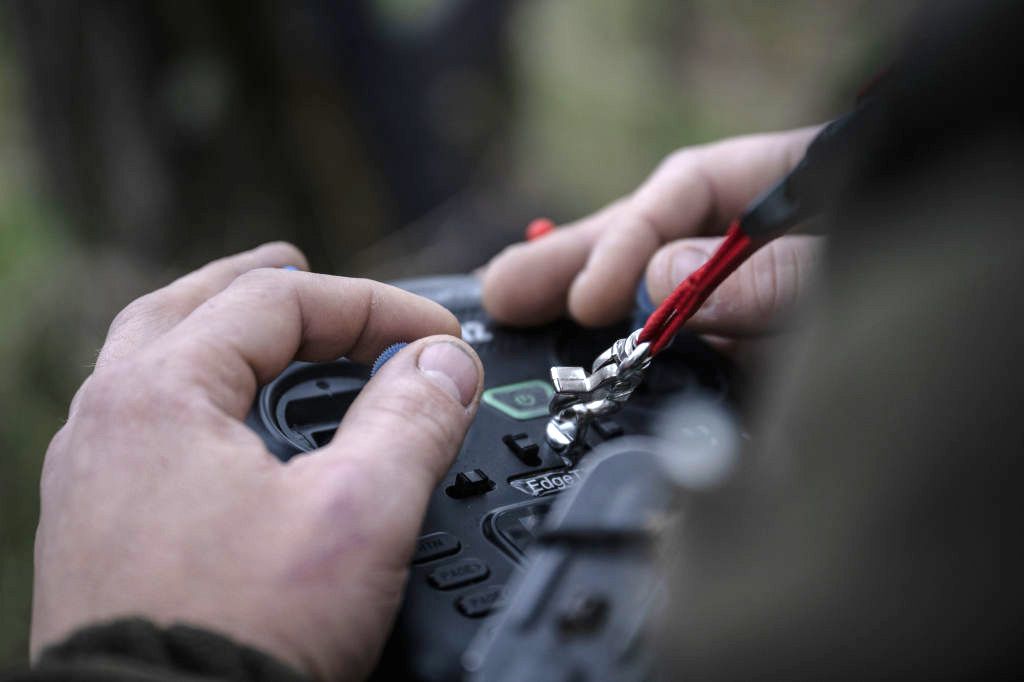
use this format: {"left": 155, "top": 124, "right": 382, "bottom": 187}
{"left": 246, "top": 275, "right": 734, "bottom": 682}
{"left": 463, "top": 436, "right": 684, "bottom": 682}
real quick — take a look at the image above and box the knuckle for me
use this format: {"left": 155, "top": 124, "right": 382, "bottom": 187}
{"left": 156, "top": 286, "right": 212, "bottom": 323}
{"left": 645, "top": 247, "right": 673, "bottom": 298}
{"left": 231, "top": 266, "right": 287, "bottom": 291}
{"left": 79, "top": 363, "right": 129, "bottom": 405}
{"left": 40, "top": 425, "right": 77, "bottom": 493}
{"left": 225, "top": 268, "right": 295, "bottom": 307}
{"left": 650, "top": 147, "right": 708, "bottom": 191}
{"left": 629, "top": 198, "right": 672, "bottom": 248}
{"left": 73, "top": 363, "right": 135, "bottom": 423}
{"left": 108, "top": 288, "right": 196, "bottom": 339}
{"left": 108, "top": 294, "right": 159, "bottom": 334}
{"left": 659, "top": 147, "right": 697, "bottom": 175}
{"left": 347, "top": 277, "right": 377, "bottom": 303}
{"left": 638, "top": 150, "right": 696, "bottom": 200}
{"left": 43, "top": 424, "right": 72, "bottom": 463}
{"left": 78, "top": 355, "right": 207, "bottom": 424}
{"left": 633, "top": 149, "right": 713, "bottom": 234}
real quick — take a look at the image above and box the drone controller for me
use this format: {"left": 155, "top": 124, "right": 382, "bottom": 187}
{"left": 246, "top": 275, "right": 735, "bottom": 681}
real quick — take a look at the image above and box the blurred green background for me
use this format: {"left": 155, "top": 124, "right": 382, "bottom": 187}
{"left": 0, "top": 0, "right": 912, "bottom": 668}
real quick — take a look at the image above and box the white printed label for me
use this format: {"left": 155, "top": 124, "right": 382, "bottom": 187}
{"left": 461, "top": 320, "right": 493, "bottom": 345}
{"left": 509, "top": 469, "right": 583, "bottom": 497}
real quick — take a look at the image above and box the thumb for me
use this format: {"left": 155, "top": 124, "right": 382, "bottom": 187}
{"left": 646, "top": 235, "right": 823, "bottom": 336}
{"left": 310, "top": 335, "right": 483, "bottom": 543}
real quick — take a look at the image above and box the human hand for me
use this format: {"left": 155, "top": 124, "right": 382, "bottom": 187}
{"left": 32, "top": 243, "right": 483, "bottom": 681}
{"left": 482, "top": 127, "right": 824, "bottom": 348}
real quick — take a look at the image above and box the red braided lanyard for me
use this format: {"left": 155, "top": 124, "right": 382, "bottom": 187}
{"left": 526, "top": 217, "right": 763, "bottom": 356}
{"left": 638, "top": 219, "right": 764, "bottom": 354}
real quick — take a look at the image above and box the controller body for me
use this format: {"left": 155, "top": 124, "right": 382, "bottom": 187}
{"left": 246, "top": 275, "right": 734, "bottom": 682}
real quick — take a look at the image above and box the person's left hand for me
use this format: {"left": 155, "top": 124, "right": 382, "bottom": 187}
{"left": 32, "top": 243, "right": 484, "bottom": 681}
{"left": 481, "top": 129, "right": 823, "bottom": 359}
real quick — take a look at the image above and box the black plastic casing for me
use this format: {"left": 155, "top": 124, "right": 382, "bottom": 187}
{"left": 739, "top": 99, "right": 878, "bottom": 240}
{"left": 245, "top": 275, "right": 733, "bottom": 682}
{"left": 464, "top": 439, "right": 681, "bottom": 682}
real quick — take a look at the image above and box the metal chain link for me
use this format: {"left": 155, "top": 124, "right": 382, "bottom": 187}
{"left": 545, "top": 328, "right": 651, "bottom": 451}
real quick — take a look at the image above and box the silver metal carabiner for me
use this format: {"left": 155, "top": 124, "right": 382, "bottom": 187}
{"left": 545, "top": 328, "right": 651, "bottom": 452}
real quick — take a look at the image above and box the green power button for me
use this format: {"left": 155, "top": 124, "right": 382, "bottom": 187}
{"left": 482, "top": 380, "right": 554, "bottom": 420}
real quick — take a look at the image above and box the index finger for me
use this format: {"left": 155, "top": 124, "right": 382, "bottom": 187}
{"left": 97, "top": 241, "right": 308, "bottom": 370}
{"left": 483, "top": 126, "right": 819, "bottom": 327}
{"left": 148, "top": 269, "right": 461, "bottom": 418}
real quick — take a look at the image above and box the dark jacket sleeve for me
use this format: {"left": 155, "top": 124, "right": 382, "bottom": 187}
{"left": 2, "top": 619, "right": 309, "bottom": 682}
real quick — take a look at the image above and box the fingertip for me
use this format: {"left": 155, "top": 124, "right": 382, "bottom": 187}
{"left": 479, "top": 245, "right": 515, "bottom": 321}
{"left": 254, "top": 241, "right": 309, "bottom": 271}
{"left": 566, "top": 267, "right": 635, "bottom": 327}
{"left": 481, "top": 243, "right": 566, "bottom": 326}
{"left": 445, "top": 314, "right": 463, "bottom": 341}
{"left": 644, "top": 246, "right": 673, "bottom": 304}
{"left": 415, "top": 336, "right": 484, "bottom": 408}
{"left": 332, "top": 278, "right": 462, "bottom": 364}
{"left": 645, "top": 241, "right": 714, "bottom": 305}
{"left": 435, "top": 307, "right": 463, "bottom": 341}
{"left": 329, "top": 335, "right": 482, "bottom": 483}
{"left": 363, "top": 335, "right": 483, "bottom": 411}
{"left": 644, "top": 235, "right": 822, "bottom": 336}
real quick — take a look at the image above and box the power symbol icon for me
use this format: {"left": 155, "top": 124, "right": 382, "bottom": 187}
{"left": 513, "top": 394, "right": 536, "bottom": 407}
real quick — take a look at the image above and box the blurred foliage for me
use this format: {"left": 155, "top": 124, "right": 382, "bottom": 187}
{"left": 0, "top": 0, "right": 913, "bottom": 668}
{"left": 505, "top": 0, "right": 904, "bottom": 213}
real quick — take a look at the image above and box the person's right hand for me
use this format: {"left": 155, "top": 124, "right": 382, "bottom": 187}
{"left": 482, "top": 127, "right": 824, "bottom": 348}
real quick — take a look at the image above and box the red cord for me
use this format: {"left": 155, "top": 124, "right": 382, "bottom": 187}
{"left": 639, "top": 219, "right": 763, "bottom": 355}
{"left": 523, "top": 214, "right": 761, "bottom": 355}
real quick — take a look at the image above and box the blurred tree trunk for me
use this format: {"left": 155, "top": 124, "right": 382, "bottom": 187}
{"left": 8, "top": 0, "right": 518, "bottom": 274}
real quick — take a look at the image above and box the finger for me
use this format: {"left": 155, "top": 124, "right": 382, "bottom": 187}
{"left": 150, "top": 270, "right": 461, "bottom": 418}
{"left": 568, "top": 127, "right": 819, "bottom": 326}
{"left": 296, "top": 337, "right": 482, "bottom": 549}
{"left": 645, "top": 235, "right": 823, "bottom": 337}
{"left": 96, "top": 242, "right": 307, "bottom": 369}
{"left": 481, "top": 202, "right": 620, "bottom": 325}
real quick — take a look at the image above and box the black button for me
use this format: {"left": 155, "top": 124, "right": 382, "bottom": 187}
{"left": 413, "top": 532, "right": 461, "bottom": 564}
{"left": 502, "top": 433, "right": 541, "bottom": 466}
{"left": 594, "top": 418, "right": 624, "bottom": 439}
{"left": 445, "top": 469, "right": 495, "bottom": 499}
{"left": 456, "top": 584, "right": 506, "bottom": 618}
{"left": 428, "top": 558, "right": 490, "bottom": 590}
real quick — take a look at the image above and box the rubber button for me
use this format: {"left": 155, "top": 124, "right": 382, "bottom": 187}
{"left": 428, "top": 558, "right": 490, "bottom": 590}
{"left": 482, "top": 380, "right": 554, "bottom": 420}
{"left": 445, "top": 469, "right": 495, "bottom": 499}
{"left": 413, "top": 532, "right": 461, "bottom": 564}
{"left": 502, "top": 433, "right": 541, "bottom": 466}
{"left": 456, "top": 584, "right": 506, "bottom": 618}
